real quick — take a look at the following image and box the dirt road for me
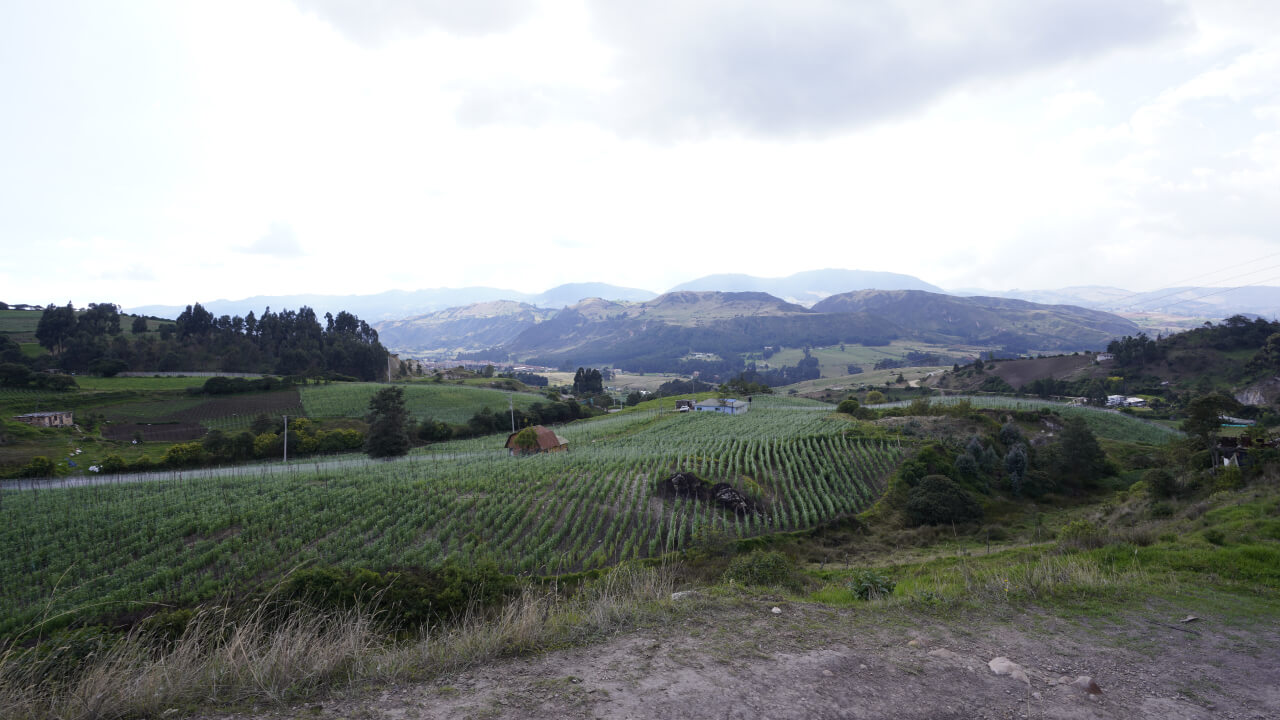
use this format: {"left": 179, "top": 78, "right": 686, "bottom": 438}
{"left": 194, "top": 597, "right": 1278, "bottom": 720}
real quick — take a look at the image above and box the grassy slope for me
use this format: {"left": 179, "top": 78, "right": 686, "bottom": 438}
{"left": 300, "top": 382, "right": 546, "bottom": 424}
{"left": 761, "top": 341, "right": 973, "bottom": 378}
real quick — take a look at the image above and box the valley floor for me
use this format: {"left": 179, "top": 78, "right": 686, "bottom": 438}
{"left": 194, "top": 594, "right": 1278, "bottom": 720}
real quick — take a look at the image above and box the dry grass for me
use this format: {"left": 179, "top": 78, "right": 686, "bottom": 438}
{"left": 0, "top": 603, "right": 382, "bottom": 720}
{"left": 0, "top": 565, "right": 677, "bottom": 719}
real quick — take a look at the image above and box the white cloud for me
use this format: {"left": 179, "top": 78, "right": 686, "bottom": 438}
{"left": 1, "top": 0, "right": 1279, "bottom": 309}
{"left": 1044, "top": 89, "right": 1104, "bottom": 118}
{"left": 240, "top": 223, "right": 306, "bottom": 257}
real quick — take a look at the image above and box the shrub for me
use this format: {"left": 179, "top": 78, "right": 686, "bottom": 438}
{"left": 904, "top": 475, "right": 983, "bottom": 526}
{"left": 1213, "top": 467, "right": 1243, "bottom": 493}
{"left": 722, "top": 550, "right": 794, "bottom": 587}
{"left": 161, "top": 442, "right": 207, "bottom": 468}
{"left": 100, "top": 454, "right": 127, "bottom": 473}
{"left": 283, "top": 560, "right": 517, "bottom": 628}
{"left": 1144, "top": 468, "right": 1178, "bottom": 499}
{"left": 836, "top": 398, "right": 860, "bottom": 415}
{"left": 846, "top": 569, "right": 895, "bottom": 600}
{"left": 1057, "top": 520, "right": 1105, "bottom": 550}
{"left": 19, "top": 456, "right": 56, "bottom": 478}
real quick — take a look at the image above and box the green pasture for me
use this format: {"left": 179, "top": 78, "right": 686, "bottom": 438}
{"left": 758, "top": 341, "right": 972, "bottom": 378}
{"left": 300, "top": 382, "right": 546, "bottom": 424}
{"left": 0, "top": 309, "right": 41, "bottom": 334}
{"left": 72, "top": 376, "right": 218, "bottom": 391}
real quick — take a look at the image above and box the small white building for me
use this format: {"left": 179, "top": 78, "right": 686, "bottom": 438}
{"left": 694, "top": 398, "right": 750, "bottom": 415}
{"left": 1106, "top": 395, "right": 1146, "bottom": 408}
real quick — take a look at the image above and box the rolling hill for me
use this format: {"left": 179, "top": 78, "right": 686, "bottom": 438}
{"left": 498, "top": 290, "right": 1136, "bottom": 374}
{"left": 374, "top": 301, "right": 557, "bottom": 355}
{"left": 811, "top": 290, "right": 1138, "bottom": 352}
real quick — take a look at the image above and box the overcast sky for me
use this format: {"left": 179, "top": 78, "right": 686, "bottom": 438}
{"left": 2, "top": 0, "right": 1278, "bottom": 308}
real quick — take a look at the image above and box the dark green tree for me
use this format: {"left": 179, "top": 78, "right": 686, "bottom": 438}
{"left": 904, "top": 475, "right": 983, "bottom": 526}
{"left": 35, "top": 302, "right": 78, "bottom": 355}
{"left": 1055, "top": 417, "right": 1110, "bottom": 492}
{"left": 131, "top": 316, "right": 149, "bottom": 334}
{"left": 1182, "top": 394, "right": 1239, "bottom": 446}
{"left": 1004, "top": 443, "right": 1028, "bottom": 496}
{"left": 365, "top": 386, "right": 411, "bottom": 458}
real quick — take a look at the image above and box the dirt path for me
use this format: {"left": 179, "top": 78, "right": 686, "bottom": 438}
{"left": 195, "top": 598, "right": 1278, "bottom": 720}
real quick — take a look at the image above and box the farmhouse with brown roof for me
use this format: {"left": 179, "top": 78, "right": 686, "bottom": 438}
{"left": 505, "top": 425, "right": 569, "bottom": 455}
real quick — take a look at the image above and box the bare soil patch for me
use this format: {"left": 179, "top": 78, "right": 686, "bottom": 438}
{"left": 991, "top": 355, "right": 1101, "bottom": 389}
{"left": 192, "top": 598, "right": 1278, "bottom": 720}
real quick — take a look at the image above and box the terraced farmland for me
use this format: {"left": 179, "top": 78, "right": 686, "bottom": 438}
{"left": 0, "top": 398, "right": 898, "bottom": 636}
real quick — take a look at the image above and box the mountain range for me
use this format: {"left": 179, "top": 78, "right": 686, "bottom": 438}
{"left": 128, "top": 269, "right": 1280, "bottom": 326}
{"left": 382, "top": 288, "right": 1139, "bottom": 374}
{"left": 124, "top": 269, "right": 947, "bottom": 321}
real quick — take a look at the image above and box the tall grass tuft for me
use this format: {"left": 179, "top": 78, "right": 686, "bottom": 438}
{"left": 0, "top": 564, "right": 677, "bottom": 720}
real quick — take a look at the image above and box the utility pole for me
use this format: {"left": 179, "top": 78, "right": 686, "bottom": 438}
{"left": 282, "top": 415, "right": 288, "bottom": 463}
{"left": 509, "top": 394, "right": 515, "bottom": 434}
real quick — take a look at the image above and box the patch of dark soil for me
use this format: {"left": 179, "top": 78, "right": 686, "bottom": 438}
{"left": 102, "top": 421, "right": 206, "bottom": 442}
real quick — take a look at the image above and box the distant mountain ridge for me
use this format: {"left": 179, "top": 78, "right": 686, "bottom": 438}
{"left": 375, "top": 301, "right": 557, "bottom": 355}
{"left": 955, "top": 285, "right": 1280, "bottom": 319}
{"left": 128, "top": 283, "right": 660, "bottom": 322}
{"left": 483, "top": 289, "right": 1139, "bottom": 373}
{"left": 671, "top": 268, "right": 945, "bottom": 305}
{"left": 125, "top": 268, "right": 944, "bottom": 321}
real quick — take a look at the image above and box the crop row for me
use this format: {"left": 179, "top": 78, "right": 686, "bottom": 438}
{"left": 0, "top": 402, "right": 896, "bottom": 636}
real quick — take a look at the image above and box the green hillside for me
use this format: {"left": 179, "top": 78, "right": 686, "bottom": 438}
{"left": 300, "top": 382, "right": 546, "bottom": 425}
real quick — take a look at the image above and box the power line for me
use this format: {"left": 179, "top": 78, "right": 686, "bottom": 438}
{"left": 1117, "top": 261, "right": 1280, "bottom": 312}
{"left": 1073, "top": 250, "right": 1280, "bottom": 313}
{"left": 1148, "top": 275, "right": 1280, "bottom": 315}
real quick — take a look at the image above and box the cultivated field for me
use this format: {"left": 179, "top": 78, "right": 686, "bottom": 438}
{"left": 0, "top": 397, "right": 898, "bottom": 636}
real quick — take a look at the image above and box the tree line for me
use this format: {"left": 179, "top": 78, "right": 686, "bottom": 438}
{"left": 24, "top": 301, "right": 389, "bottom": 381}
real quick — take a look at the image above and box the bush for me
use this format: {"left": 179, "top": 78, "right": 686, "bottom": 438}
{"left": 904, "top": 475, "right": 983, "bottom": 526}
{"left": 1144, "top": 468, "right": 1178, "bottom": 498}
{"left": 161, "top": 442, "right": 207, "bottom": 468}
{"left": 283, "top": 561, "right": 517, "bottom": 628}
{"left": 836, "top": 398, "right": 860, "bottom": 415}
{"left": 19, "top": 456, "right": 56, "bottom": 478}
{"left": 100, "top": 454, "right": 127, "bottom": 473}
{"left": 722, "top": 550, "right": 795, "bottom": 587}
{"left": 1057, "top": 520, "right": 1105, "bottom": 550}
{"left": 846, "top": 569, "right": 895, "bottom": 600}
